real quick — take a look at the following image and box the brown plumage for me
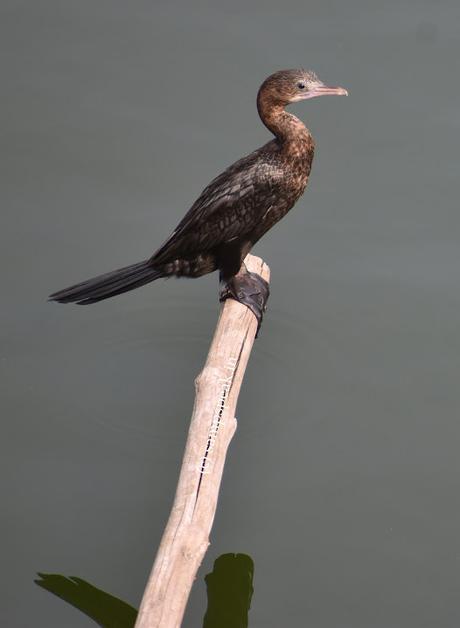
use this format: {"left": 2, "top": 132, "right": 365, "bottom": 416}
{"left": 49, "top": 69, "right": 347, "bottom": 307}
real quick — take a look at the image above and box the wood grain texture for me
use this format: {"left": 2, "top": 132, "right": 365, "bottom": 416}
{"left": 135, "top": 254, "right": 270, "bottom": 628}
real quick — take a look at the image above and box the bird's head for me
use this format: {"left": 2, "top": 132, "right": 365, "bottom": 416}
{"left": 258, "top": 69, "right": 348, "bottom": 106}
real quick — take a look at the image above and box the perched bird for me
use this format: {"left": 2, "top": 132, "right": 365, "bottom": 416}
{"left": 49, "top": 69, "right": 347, "bottom": 329}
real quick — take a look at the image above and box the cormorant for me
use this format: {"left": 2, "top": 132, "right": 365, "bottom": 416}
{"left": 49, "top": 69, "right": 347, "bottom": 330}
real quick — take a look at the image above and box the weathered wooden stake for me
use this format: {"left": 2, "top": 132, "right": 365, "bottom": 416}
{"left": 134, "top": 254, "right": 270, "bottom": 628}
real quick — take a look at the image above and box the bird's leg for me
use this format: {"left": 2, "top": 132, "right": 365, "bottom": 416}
{"left": 219, "top": 264, "right": 270, "bottom": 336}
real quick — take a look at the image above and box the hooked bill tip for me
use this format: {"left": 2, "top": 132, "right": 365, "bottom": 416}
{"left": 302, "top": 85, "right": 349, "bottom": 100}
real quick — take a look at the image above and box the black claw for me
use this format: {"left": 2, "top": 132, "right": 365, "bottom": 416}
{"left": 219, "top": 270, "right": 270, "bottom": 337}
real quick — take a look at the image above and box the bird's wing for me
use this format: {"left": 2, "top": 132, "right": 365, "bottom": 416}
{"left": 151, "top": 148, "right": 283, "bottom": 264}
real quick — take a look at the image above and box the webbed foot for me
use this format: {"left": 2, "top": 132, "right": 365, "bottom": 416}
{"left": 219, "top": 267, "right": 270, "bottom": 336}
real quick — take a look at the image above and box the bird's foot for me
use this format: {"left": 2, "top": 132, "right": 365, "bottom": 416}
{"left": 219, "top": 269, "right": 270, "bottom": 337}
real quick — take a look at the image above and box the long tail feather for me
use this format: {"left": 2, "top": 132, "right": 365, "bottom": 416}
{"left": 49, "top": 260, "right": 163, "bottom": 304}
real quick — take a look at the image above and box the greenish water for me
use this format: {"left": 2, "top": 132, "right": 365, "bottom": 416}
{"left": 2, "top": 1, "right": 460, "bottom": 626}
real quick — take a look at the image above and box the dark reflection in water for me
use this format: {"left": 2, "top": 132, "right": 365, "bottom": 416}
{"left": 35, "top": 553, "right": 255, "bottom": 627}
{"left": 203, "top": 553, "right": 254, "bottom": 628}
{"left": 35, "top": 573, "right": 137, "bottom": 628}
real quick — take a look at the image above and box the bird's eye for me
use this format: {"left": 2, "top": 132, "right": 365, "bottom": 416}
{"left": 297, "top": 81, "right": 306, "bottom": 89}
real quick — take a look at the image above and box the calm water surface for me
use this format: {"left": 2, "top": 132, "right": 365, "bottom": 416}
{"left": 2, "top": 1, "right": 460, "bottom": 626}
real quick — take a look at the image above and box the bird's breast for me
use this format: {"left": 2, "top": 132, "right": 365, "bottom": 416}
{"left": 280, "top": 143, "right": 314, "bottom": 200}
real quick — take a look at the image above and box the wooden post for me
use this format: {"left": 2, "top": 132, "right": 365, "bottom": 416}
{"left": 135, "top": 254, "right": 270, "bottom": 628}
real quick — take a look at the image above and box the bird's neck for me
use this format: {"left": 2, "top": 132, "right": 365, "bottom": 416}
{"left": 257, "top": 95, "right": 312, "bottom": 147}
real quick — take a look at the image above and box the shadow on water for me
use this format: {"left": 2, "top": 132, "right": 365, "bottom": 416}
{"left": 35, "top": 573, "right": 137, "bottom": 628}
{"left": 203, "top": 554, "right": 254, "bottom": 628}
{"left": 35, "top": 552, "right": 254, "bottom": 628}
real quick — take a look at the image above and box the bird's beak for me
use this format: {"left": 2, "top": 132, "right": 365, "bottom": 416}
{"left": 301, "top": 84, "right": 348, "bottom": 100}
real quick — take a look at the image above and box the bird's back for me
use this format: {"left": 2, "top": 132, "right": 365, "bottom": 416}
{"left": 151, "top": 137, "right": 314, "bottom": 267}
